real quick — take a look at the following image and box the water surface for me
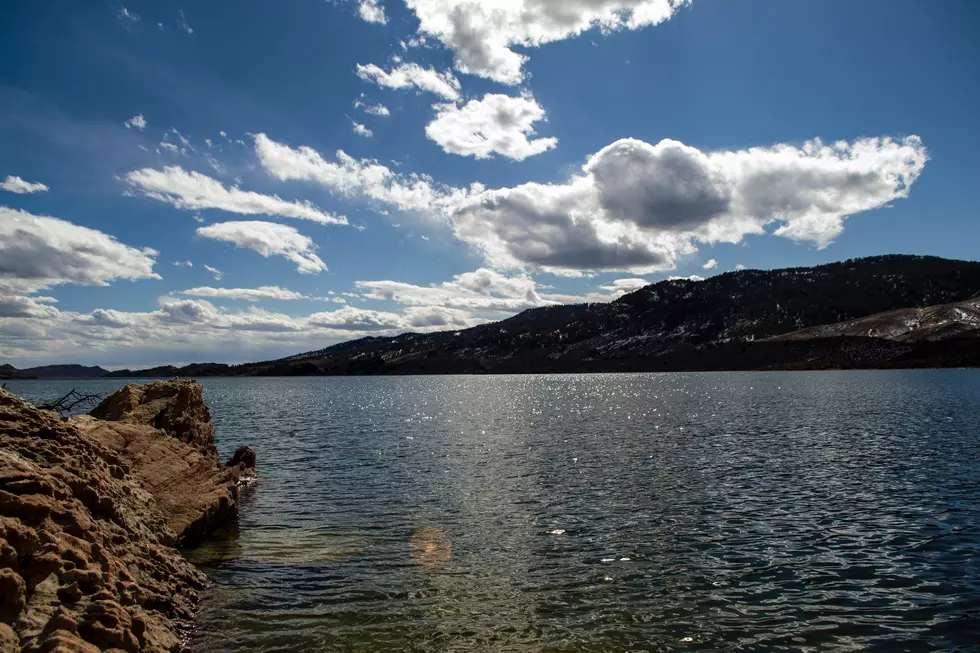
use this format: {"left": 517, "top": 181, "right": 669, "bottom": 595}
{"left": 7, "top": 371, "right": 980, "bottom": 651}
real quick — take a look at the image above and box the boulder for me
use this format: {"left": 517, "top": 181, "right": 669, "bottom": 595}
{"left": 0, "top": 381, "right": 255, "bottom": 652}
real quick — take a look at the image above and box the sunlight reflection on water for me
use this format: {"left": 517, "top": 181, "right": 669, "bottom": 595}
{"left": 8, "top": 371, "right": 979, "bottom": 652}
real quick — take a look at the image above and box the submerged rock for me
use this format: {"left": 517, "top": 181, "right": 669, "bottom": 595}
{"left": 0, "top": 380, "right": 254, "bottom": 652}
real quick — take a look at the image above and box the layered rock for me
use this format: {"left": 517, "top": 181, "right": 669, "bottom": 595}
{"left": 0, "top": 380, "right": 254, "bottom": 652}
{"left": 80, "top": 381, "right": 255, "bottom": 547}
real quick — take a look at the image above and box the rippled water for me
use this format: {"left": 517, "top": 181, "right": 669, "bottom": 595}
{"left": 7, "top": 371, "right": 980, "bottom": 651}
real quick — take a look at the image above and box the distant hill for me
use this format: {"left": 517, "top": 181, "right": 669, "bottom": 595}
{"left": 106, "top": 254, "right": 980, "bottom": 376}
{"left": 22, "top": 365, "right": 109, "bottom": 379}
{"left": 0, "top": 364, "right": 37, "bottom": 380}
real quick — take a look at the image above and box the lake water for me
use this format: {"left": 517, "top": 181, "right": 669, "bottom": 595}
{"left": 5, "top": 371, "right": 980, "bottom": 651}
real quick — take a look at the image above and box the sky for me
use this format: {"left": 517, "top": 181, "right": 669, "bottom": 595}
{"left": 1, "top": 0, "right": 979, "bottom": 369}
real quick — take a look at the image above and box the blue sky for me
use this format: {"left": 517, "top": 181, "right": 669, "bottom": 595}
{"left": 1, "top": 0, "right": 978, "bottom": 368}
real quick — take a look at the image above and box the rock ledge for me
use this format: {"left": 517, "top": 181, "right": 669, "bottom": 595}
{"left": 0, "top": 380, "right": 254, "bottom": 652}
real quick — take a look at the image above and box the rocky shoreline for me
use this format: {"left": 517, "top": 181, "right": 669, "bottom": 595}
{"left": 0, "top": 380, "right": 255, "bottom": 652}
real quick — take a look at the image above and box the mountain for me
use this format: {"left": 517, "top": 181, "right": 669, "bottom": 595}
{"left": 22, "top": 365, "right": 109, "bottom": 379}
{"left": 107, "top": 255, "right": 980, "bottom": 377}
{"left": 0, "top": 364, "right": 37, "bottom": 380}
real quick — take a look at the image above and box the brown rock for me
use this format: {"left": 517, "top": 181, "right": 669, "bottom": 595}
{"left": 0, "top": 567, "right": 25, "bottom": 623}
{"left": 88, "top": 380, "right": 216, "bottom": 454}
{"left": 0, "top": 382, "right": 256, "bottom": 652}
{"left": 226, "top": 445, "right": 257, "bottom": 470}
{"left": 0, "top": 623, "right": 17, "bottom": 653}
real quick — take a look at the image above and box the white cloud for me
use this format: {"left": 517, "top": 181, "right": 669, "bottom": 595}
{"left": 405, "top": 0, "right": 691, "bottom": 84}
{"left": 668, "top": 274, "right": 705, "bottom": 282}
{"left": 356, "top": 267, "right": 643, "bottom": 313}
{"left": 204, "top": 264, "right": 223, "bottom": 280}
{"left": 426, "top": 93, "right": 558, "bottom": 160}
{"left": 2, "top": 176, "right": 49, "bottom": 194}
{"left": 196, "top": 220, "right": 327, "bottom": 274}
{"left": 0, "top": 295, "right": 61, "bottom": 319}
{"left": 178, "top": 286, "right": 313, "bottom": 301}
{"left": 352, "top": 122, "right": 373, "bottom": 138}
{"left": 177, "top": 9, "right": 193, "bottom": 34}
{"left": 125, "top": 165, "right": 347, "bottom": 225}
{"left": 358, "top": 0, "right": 387, "bottom": 24}
{"left": 356, "top": 62, "right": 460, "bottom": 100}
{"left": 357, "top": 268, "right": 547, "bottom": 313}
{"left": 597, "top": 278, "right": 649, "bottom": 295}
{"left": 735, "top": 263, "right": 746, "bottom": 270}
{"left": 254, "top": 133, "right": 473, "bottom": 215}
{"left": 355, "top": 100, "right": 390, "bottom": 116}
{"left": 308, "top": 305, "right": 405, "bottom": 330}
{"left": 119, "top": 7, "right": 140, "bottom": 21}
{"left": 0, "top": 206, "right": 160, "bottom": 294}
{"left": 702, "top": 258, "right": 717, "bottom": 269}
{"left": 172, "top": 260, "right": 193, "bottom": 268}
{"left": 448, "top": 135, "right": 928, "bottom": 275}
{"left": 254, "top": 132, "right": 925, "bottom": 277}
{"left": 124, "top": 114, "right": 147, "bottom": 131}
{"left": 308, "top": 304, "right": 483, "bottom": 331}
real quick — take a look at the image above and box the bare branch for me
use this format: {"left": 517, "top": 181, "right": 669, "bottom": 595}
{"left": 37, "top": 389, "right": 106, "bottom": 416}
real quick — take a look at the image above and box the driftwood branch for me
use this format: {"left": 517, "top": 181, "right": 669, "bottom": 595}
{"left": 37, "top": 389, "right": 106, "bottom": 416}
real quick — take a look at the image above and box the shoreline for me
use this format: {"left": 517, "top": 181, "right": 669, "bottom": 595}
{"left": 0, "top": 380, "right": 255, "bottom": 652}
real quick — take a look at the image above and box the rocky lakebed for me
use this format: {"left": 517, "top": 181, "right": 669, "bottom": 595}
{"left": 0, "top": 380, "right": 255, "bottom": 652}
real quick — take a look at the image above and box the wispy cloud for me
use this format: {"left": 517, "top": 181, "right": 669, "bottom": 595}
{"left": 1, "top": 176, "right": 49, "bottom": 194}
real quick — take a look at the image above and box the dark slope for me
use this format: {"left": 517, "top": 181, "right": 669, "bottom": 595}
{"left": 22, "top": 364, "right": 109, "bottom": 378}
{"left": 108, "top": 255, "right": 980, "bottom": 376}
{"left": 0, "top": 364, "right": 37, "bottom": 379}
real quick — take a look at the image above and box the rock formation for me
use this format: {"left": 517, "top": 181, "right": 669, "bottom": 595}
{"left": 0, "top": 380, "right": 254, "bottom": 652}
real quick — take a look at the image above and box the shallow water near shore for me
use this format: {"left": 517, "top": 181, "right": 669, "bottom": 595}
{"left": 7, "top": 371, "right": 980, "bottom": 651}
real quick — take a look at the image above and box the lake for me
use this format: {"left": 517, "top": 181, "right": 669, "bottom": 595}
{"left": 5, "top": 371, "right": 979, "bottom": 651}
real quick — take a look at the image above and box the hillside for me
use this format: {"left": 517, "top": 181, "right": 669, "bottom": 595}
{"left": 0, "top": 364, "right": 37, "bottom": 380}
{"left": 23, "top": 364, "right": 109, "bottom": 378}
{"left": 104, "top": 255, "right": 980, "bottom": 376}
{"left": 770, "top": 296, "right": 980, "bottom": 343}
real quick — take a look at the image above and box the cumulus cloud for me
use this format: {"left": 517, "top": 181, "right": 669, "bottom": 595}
{"left": 426, "top": 93, "right": 558, "bottom": 160}
{"left": 702, "top": 258, "right": 717, "bottom": 269}
{"left": 356, "top": 267, "right": 651, "bottom": 313}
{"left": 2, "top": 176, "right": 49, "bottom": 194}
{"left": 356, "top": 62, "right": 460, "bottom": 100}
{"left": 124, "top": 114, "right": 147, "bottom": 131}
{"left": 254, "top": 133, "right": 473, "bottom": 215}
{"left": 196, "top": 220, "right": 327, "bottom": 274}
{"left": 404, "top": 0, "right": 691, "bottom": 84}
{"left": 125, "top": 165, "right": 347, "bottom": 225}
{"left": 0, "top": 206, "right": 160, "bottom": 294}
{"left": 308, "top": 305, "right": 405, "bottom": 330}
{"left": 254, "top": 132, "right": 925, "bottom": 276}
{"left": 308, "top": 304, "right": 483, "bottom": 331}
{"left": 358, "top": 268, "right": 547, "bottom": 312}
{"left": 448, "top": 135, "right": 928, "bottom": 274}
{"left": 358, "top": 0, "right": 387, "bottom": 24}
{"left": 0, "top": 295, "right": 61, "bottom": 319}
{"left": 178, "top": 286, "right": 313, "bottom": 301}
{"left": 352, "top": 122, "right": 373, "bottom": 138}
